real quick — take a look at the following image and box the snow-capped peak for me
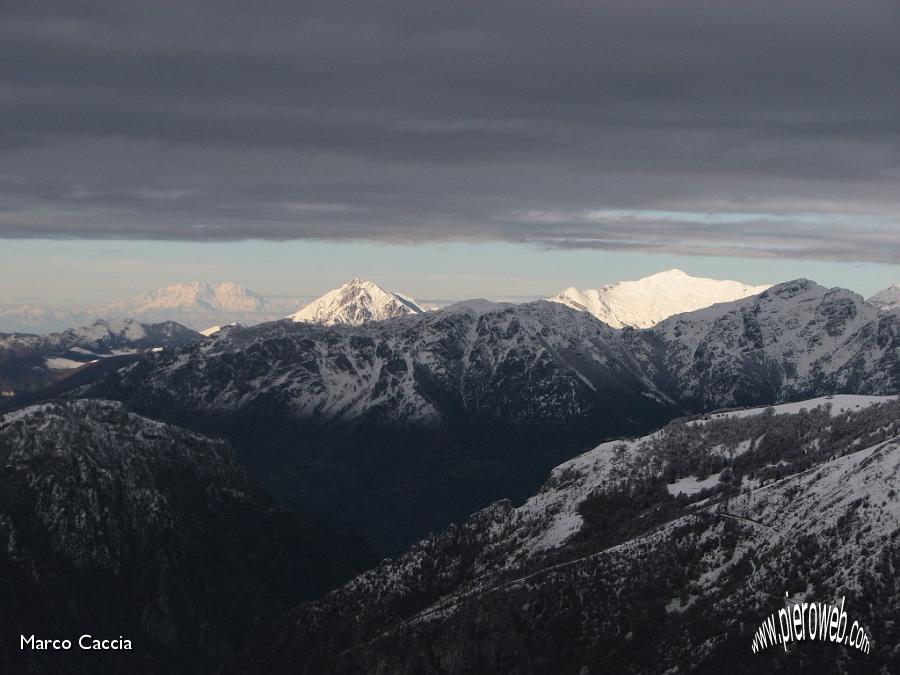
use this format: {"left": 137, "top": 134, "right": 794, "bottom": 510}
{"left": 869, "top": 283, "right": 900, "bottom": 311}
{"left": 549, "top": 268, "right": 770, "bottom": 328}
{"left": 288, "top": 279, "right": 424, "bottom": 326}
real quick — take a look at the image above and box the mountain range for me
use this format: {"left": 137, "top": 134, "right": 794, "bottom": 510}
{"left": 3, "top": 272, "right": 897, "bottom": 335}
{"left": 2, "top": 270, "right": 899, "bottom": 674}
{"left": 84, "top": 278, "right": 900, "bottom": 553}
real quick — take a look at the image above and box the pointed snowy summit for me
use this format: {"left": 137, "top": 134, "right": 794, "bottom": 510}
{"left": 549, "top": 268, "right": 770, "bottom": 328}
{"left": 289, "top": 279, "right": 424, "bottom": 326}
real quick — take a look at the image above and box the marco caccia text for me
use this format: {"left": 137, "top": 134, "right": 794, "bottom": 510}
{"left": 21, "top": 634, "right": 133, "bottom": 651}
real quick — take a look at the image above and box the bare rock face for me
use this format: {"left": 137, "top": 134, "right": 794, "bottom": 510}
{"left": 0, "top": 400, "right": 373, "bottom": 675}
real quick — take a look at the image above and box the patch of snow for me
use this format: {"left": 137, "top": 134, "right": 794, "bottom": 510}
{"left": 44, "top": 357, "right": 94, "bottom": 370}
{"left": 666, "top": 473, "right": 722, "bottom": 496}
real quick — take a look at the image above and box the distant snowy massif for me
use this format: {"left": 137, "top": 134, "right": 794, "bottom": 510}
{"left": 0, "top": 282, "right": 303, "bottom": 333}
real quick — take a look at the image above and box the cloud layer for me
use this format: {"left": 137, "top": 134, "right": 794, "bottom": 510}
{"left": 1, "top": 0, "right": 898, "bottom": 260}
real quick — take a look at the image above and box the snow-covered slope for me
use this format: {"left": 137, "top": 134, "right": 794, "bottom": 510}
{"left": 234, "top": 396, "right": 900, "bottom": 673}
{"left": 549, "top": 268, "right": 769, "bottom": 328}
{"left": 869, "top": 283, "right": 900, "bottom": 311}
{"left": 199, "top": 322, "right": 242, "bottom": 337}
{"left": 288, "top": 278, "right": 424, "bottom": 326}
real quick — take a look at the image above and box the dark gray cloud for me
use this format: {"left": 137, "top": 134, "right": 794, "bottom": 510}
{"left": 1, "top": 0, "right": 898, "bottom": 259}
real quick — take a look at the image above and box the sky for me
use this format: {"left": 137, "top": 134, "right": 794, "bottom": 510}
{"left": 1, "top": 0, "right": 898, "bottom": 306}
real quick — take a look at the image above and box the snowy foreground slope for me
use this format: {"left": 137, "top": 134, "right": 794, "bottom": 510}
{"left": 0, "top": 400, "right": 372, "bottom": 675}
{"left": 231, "top": 396, "right": 900, "bottom": 674}
{"left": 288, "top": 278, "right": 424, "bottom": 326}
{"left": 549, "top": 268, "right": 770, "bottom": 328}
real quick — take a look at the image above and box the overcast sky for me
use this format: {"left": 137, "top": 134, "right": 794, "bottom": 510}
{"left": 1, "top": 0, "right": 898, "bottom": 303}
